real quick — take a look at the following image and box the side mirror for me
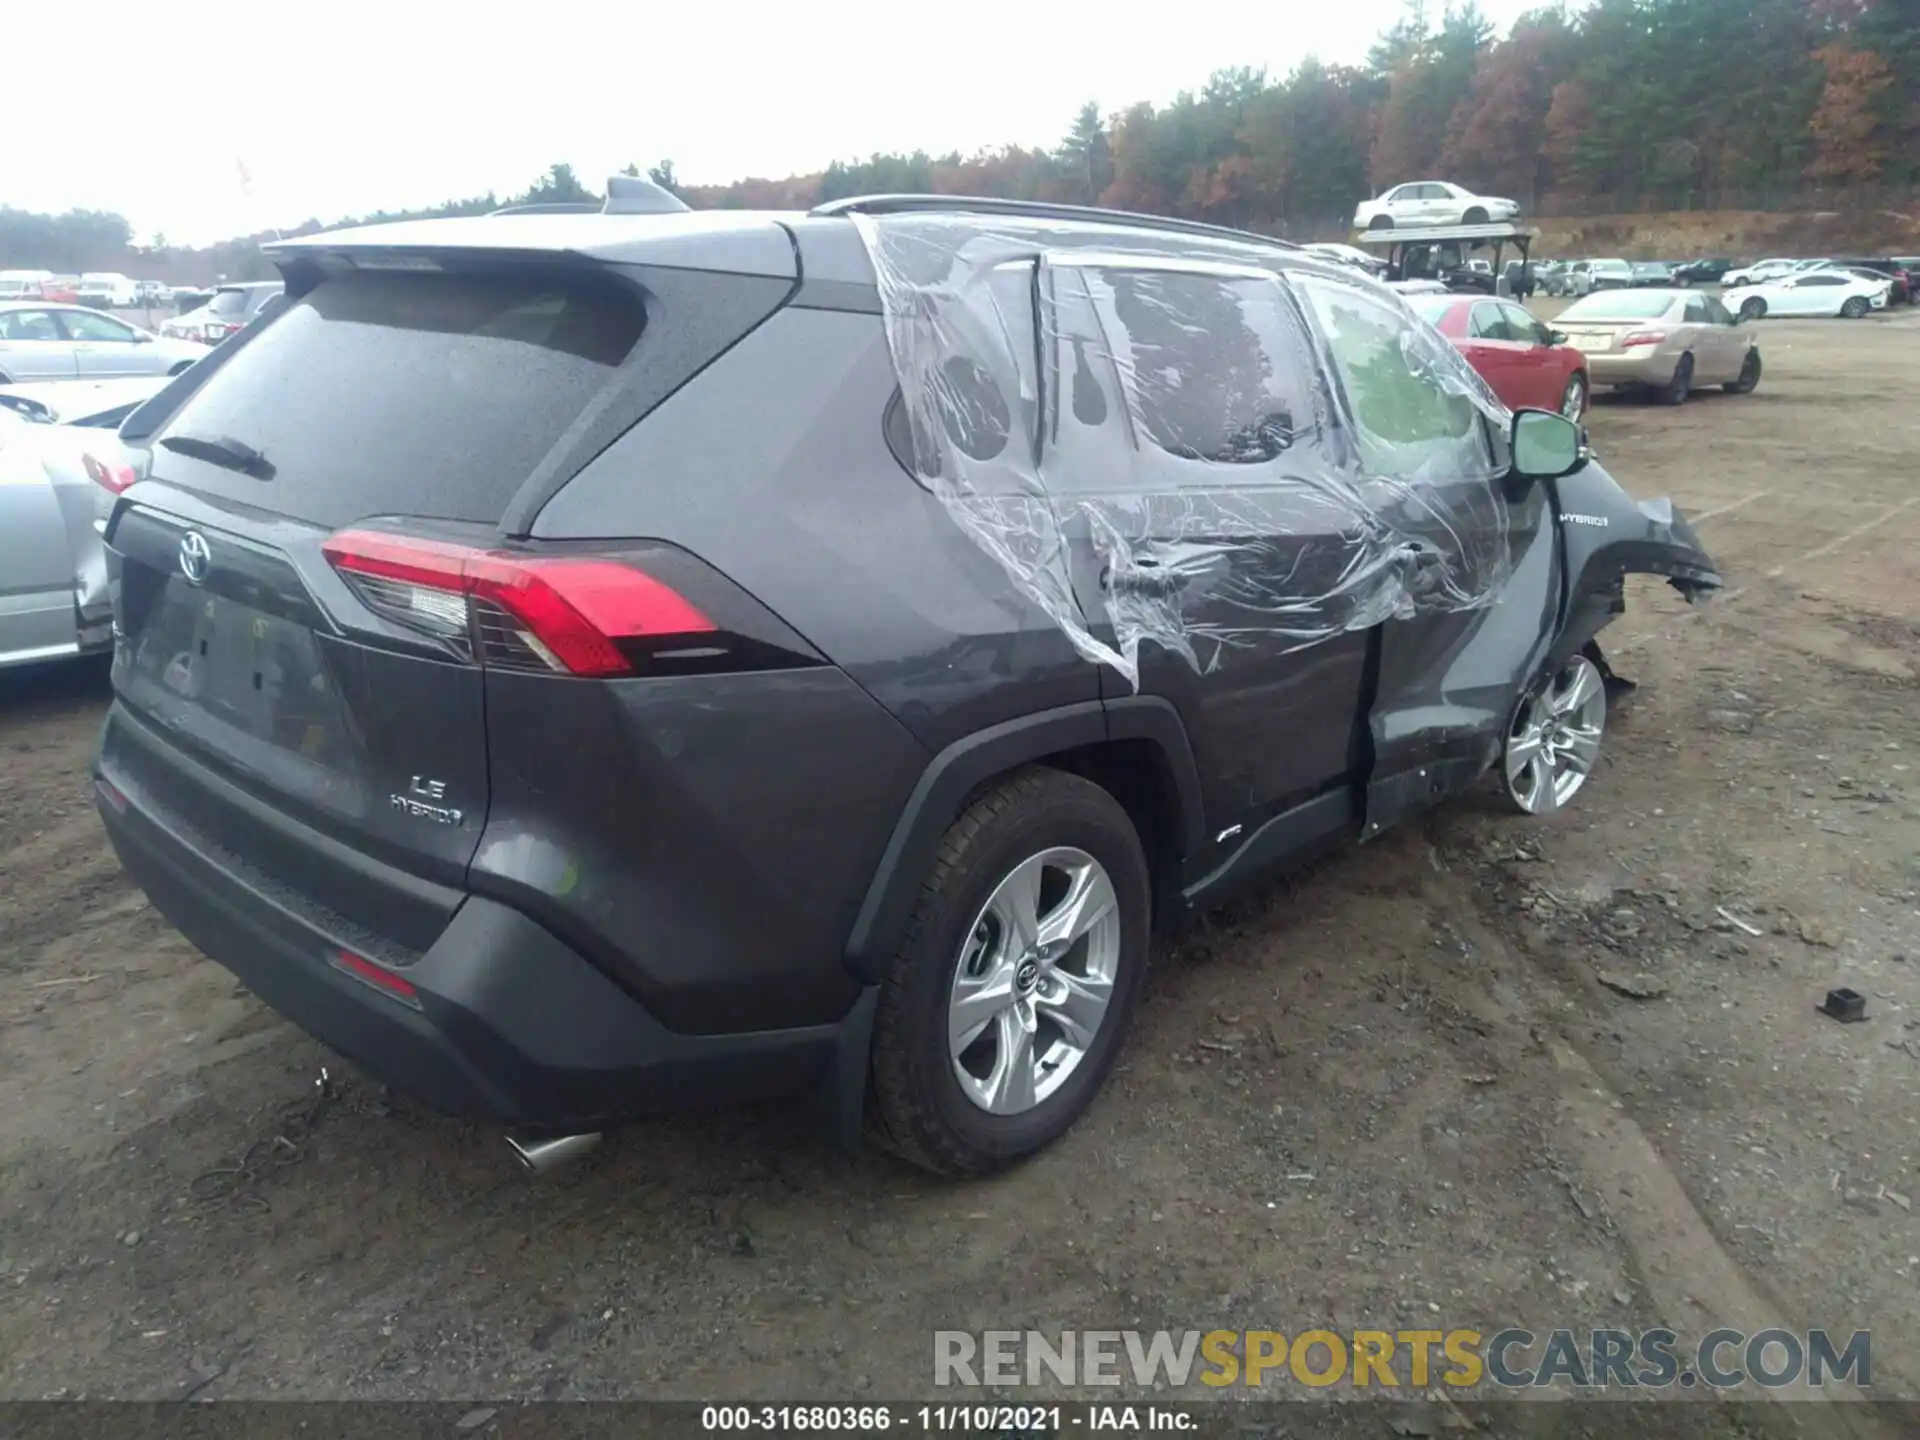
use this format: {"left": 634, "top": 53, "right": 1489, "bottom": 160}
{"left": 132, "top": 331, "right": 153, "bottom": 343}
{"left": 1548, "top": 329, "right": 1568, "bottom": 345}
{"left": 1510, "top": 408, "right": 1585, "bottom": 480}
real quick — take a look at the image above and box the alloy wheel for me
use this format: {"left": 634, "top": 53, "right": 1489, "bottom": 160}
{"left": 1561, "top": 373, "right": 1587, "bottom": 420}
{"left": 947, "top": 847, "right": 1121, "bottom": 1115}
{"left": 1503, "top": 654, "right": 1607, "bottom": 815}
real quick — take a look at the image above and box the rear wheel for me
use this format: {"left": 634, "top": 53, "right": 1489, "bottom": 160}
{"left": 1840, "top": 296, "right": 1869, "bottom": 319}
{"left": 1724, "top": 348, "right": 1762, "bottom": 395}
{"left": 1739, "top": 295, "right": 1767, "bottom": 320}
{"left": 867, "top": 767, "right": 1151, "bottom": 1177}
{"left": 1560, "top": 371, "right": 1588, "bottom": 420}
{"left": 1656, "top": 352, "right": 1693, "bottom": 406}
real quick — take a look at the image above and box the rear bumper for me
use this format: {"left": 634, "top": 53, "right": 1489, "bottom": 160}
{"left": 1587, "top": 351, "right": 1680, "bottom": 387}
{"left": 95, "top": 760, "right": 872, "bottom": 1131}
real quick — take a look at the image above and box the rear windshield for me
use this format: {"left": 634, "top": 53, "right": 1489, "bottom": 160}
{"left": 205, "top": 287, "right": 258, "bottom": 315}
{"left": 157, "top": 269, "right": 645, "bottom": 526}
{"left": 1407, "top": 296, "right": 1455, "bottom": 325}
{"left": 1558, "top": 292, "right": 1675, "bottom": 321}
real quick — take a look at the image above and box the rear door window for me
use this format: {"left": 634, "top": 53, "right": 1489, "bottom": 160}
{"left": 1067, "top": 262, "right": 1321, "bottom": 473}
{"left": 153, "top": 269, "right": 645, "bottom": 526}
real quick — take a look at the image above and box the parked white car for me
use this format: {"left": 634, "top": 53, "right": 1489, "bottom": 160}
{"left": 0, "top": 269, "right": 55, "bottom": 301}
{"left": 1721, "top": 258, "right": 1816, "bottom": 288}
{"left": 1354, "top": 181, "right": 1521, "bottom": 231}
{"left": 76, "top": 272, "right": 139, "bottom": 308}
{"left": 1726, "top": 270, "right": 1889, "bottom": 319}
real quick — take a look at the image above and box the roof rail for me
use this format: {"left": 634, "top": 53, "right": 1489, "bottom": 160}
{"left": 489, "top": 202, "right": 602, "bottom": 216}
{"left": 810, "top": 194, "right": 1298, "bottom": 252}
{"left": 604, "top": 175, "right": 689, "bottom": 215}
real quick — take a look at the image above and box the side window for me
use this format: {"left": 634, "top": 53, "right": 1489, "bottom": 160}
{"left": 1702, "top": 294, "right": 1733, "bottom": 325}
{"left": 1501, "top": 302, "right": 1547, "bottom": 342}
{"left": 58, "top": 310, "right": 136, "bottom": 342}
{"left": 1296, "top": 276, "right": 1492, "bottom": 481}
{"left": 1469, "top": 304, "right": 1515, "bottom": 341}
{"left": 0, "top": 309, "right": 61, "bottom": 340}
{"left": 1072, "top": 264, "right": 1320, "bottom": 469}
{"left": 889, "top": 259, "right": 1036, "bottom": 485}
{"left": 1683, "top": 295, "right": 1711, "bottom": 323}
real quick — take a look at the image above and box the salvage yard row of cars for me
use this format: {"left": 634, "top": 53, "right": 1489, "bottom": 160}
{"left": 1, "top": 180, "right": 1735, "bottom": 1183}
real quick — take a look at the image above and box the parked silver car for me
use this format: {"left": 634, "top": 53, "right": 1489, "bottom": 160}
{"left": 159, "top": 281, "right": 283, "bottom": 344}
{"left": 0, "top": 304, "right": 209, "bottom": 383}
{"left": 0, "top": 378, "right": 166, "bottom": 669}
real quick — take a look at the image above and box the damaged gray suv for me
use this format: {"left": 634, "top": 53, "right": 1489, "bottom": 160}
{"left": 91, "top": 185, "right": 1721, "bottom": 1178}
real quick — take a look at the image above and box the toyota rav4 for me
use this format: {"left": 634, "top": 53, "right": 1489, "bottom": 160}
{"left": 93, "top": 185, "right": 1721, "bottom": 1177}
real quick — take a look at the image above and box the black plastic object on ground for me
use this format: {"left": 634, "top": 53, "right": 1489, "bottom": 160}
{"left": 1818, "top": 987, "right": 1867, "bottom": 1023}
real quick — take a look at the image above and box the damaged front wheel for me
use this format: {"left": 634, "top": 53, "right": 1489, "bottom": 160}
{"left": 1502, "top": 653, "right": 1608, "bottom": 815}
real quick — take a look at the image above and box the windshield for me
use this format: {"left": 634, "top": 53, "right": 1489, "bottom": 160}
{"left": 1558, "top": 292, "right": 1676, "bottom": 321}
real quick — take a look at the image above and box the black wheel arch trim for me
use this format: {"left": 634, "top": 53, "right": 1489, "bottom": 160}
{"left": 842, "top": 697, "right": 1205, "bottom": 983}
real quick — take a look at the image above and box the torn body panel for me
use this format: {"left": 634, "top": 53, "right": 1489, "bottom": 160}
{"left": 1544, "top": 464, "right": 1723, "bottom": 675}
{"left": 1363, "top": 453, "right": 1722, "bottom": 836}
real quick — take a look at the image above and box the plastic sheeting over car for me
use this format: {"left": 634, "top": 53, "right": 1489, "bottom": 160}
{"left": 853, "top": 212, "right": 1515, "bottom": 688}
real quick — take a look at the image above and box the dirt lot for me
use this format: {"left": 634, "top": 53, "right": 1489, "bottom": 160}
{"left": 1, "top": 306, "right": 1917, "bottom": 1421}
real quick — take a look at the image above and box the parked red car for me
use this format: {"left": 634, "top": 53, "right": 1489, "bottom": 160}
{"left": 1407, "top": 293, "right": 1589, "bottom": 418}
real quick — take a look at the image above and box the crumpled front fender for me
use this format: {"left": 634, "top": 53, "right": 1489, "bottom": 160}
{"left": 1547, "top": 458, "right": 1723, "bottom": 668}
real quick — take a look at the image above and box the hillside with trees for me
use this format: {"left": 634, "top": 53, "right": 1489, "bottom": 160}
{"left": 3, "top": 0, "right": 1915, "bottom": 279}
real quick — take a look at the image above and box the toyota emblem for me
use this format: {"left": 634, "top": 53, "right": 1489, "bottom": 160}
{"left": 178, "top": 530, "right": 212, "bottom": 586}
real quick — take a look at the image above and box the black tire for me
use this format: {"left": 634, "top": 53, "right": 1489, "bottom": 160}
{"left": 1561, "top": 371, "right": 1588, "bottom": 420}
{"left": 1739, "top": 295, "right": 1766, "bottom": 320}
{"left": 1723, "top": 348, "right": 1762, "bottom": 395}
{"left": 866, "top": 767, "right": 1151, "bottom": 1177}
{"left": 1657, "top": 353, "right": 1693, "bottom": 407}
{"left": 1462, "top": 206, "right": 1489, "bottom": 225}
{"left": 1367, "top": 213, "right": 1394, "bottom": 231}
{"left": 1840, "top": 296, "right": 1869, "bottom": 319}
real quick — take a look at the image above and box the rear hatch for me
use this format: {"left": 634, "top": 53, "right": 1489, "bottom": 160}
{"left": 102, "top": 264, "right": 654, "bottom": 954}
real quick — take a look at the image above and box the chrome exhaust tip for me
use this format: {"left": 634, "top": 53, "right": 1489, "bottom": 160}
{"left": 506, "top": 1132, "right": 601, "bottom": 1174}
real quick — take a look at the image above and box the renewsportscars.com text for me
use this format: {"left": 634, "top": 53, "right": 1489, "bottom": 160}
{"left": 934, "top": 1328, "right": 1871, "bottom": 1391}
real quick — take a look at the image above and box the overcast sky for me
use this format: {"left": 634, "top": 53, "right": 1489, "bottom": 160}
{"left": 17, "top": 0, "right": 1542, "bottom": 246}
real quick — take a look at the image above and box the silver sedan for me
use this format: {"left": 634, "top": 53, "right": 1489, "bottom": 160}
{"left": 0, "top": 303, "right": 209, "bottom": 383}
{"left": 0, "top": 378, "right": 167, "bottom": 669}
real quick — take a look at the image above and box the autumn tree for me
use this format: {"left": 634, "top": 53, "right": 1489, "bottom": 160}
{"left": 1806, "top": 42, "right": 1898, "bottom": 181}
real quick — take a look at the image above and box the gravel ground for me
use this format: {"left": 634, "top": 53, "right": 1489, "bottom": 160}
{"left": 0, "top": 305, "right": 1916, "bottom": 1429}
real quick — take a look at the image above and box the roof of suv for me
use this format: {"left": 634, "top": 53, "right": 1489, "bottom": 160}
{"left": 264, "top": 195, "right": 1304, "bottom": 286}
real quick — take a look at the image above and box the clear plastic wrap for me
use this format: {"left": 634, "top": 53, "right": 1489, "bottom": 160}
{"left": 854, "top": 212, "right": 1515, "bottom": 687}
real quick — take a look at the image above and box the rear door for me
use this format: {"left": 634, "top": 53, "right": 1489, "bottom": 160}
{"left": 1043, "top": 255, "right": 1370, "bottom": 849}
{"left": 104, "top": 265, "right": 651, "bottom": 912}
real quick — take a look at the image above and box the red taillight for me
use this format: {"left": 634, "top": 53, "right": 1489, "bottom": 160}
{"left": 321, "top": 529, "right": 715, "bottom": 678}
{"left": 82, "top": 451, "right": 139, "bottom": 495}
{"left": 331, "top": 948, "right": 421, "bottom": 1008}
{"left": 1619, "top": 329, "right": 1669, "bottom": 348}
